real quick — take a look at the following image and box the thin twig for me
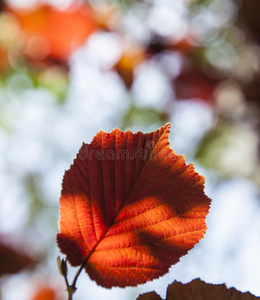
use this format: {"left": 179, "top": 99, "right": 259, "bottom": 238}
{"left": 71, "top": 256, "right": 89, "bottom": 289}
{"left": 63, "top": 256, "right": 90, "bottom": 300}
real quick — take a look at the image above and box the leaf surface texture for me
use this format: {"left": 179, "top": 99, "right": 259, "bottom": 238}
{"left": 57, "top": 124, "right": 211, "bottom": 287}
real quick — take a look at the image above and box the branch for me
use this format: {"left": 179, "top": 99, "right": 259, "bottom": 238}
{"left": 57, "top": 256, "right": 89, "bottom": 300}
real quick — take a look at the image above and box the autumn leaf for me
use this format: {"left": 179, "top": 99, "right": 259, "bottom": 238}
{"left": 114, "top": 43, "right": 146, "bottom": 88}
{"left": 137, "top": 278, "right": 260, "bottom": 300}
{"left": 57, "top": 123, "right": 211, "bottom": 288}
{"left": 8, "top": 3, "right": 97, "bottom": 61}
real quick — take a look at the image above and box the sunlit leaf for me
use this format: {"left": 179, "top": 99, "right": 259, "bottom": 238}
{"left": 57, "top": 123, "right": 211, "bottom": 288}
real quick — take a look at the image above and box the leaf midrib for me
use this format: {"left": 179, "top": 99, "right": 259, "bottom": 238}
{"left": 79, "top": 126, "right": 168, "bottom": 267}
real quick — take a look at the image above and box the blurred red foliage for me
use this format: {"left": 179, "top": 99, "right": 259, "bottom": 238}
{"left": 0, "top": 238, "right": 37, "bottom": 276}
{"left": 7, "top": 3, "right": 98, "bottom": 62}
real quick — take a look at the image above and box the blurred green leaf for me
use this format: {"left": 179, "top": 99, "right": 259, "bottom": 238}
{"left": 24, "top": 173, "right": 46, "bottom": 226}
{"left": 121, "top": 103, "right": 169, "bottom": 130}
{"left": 195, "top": 120, "right": 259, "bottom": 179}
{"left": 36, "top": 66, "right": 69, "bottom": 104}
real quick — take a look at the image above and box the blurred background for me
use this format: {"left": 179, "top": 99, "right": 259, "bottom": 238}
{"left": 0, "top": 0, "right": 260, "bottom": 299}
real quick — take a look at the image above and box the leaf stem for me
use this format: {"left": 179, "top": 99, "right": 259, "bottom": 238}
{"left": 62, "top": 254, "right": 91, "bottom": 300}
{"left": 71, "top": 256, "right": 89, "bottom": 289}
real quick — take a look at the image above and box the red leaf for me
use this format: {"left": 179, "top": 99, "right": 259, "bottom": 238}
{"left": 0, "top": 239, "right": 37, "bottom": 276}
{"left": 138, "top": 279, "right": 260, "bottom": 300}
{"left": 175, "top": 67, "right": 218, "bottom": 103}
{"left": 57, "top": 123, "right": 211, "bottom": 288}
